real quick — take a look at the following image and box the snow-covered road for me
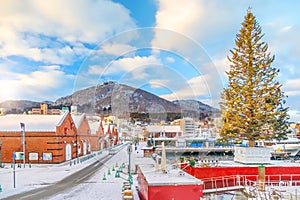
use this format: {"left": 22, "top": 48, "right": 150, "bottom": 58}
{"left": 0, "top": 145, "right": 141, "bottom": 200}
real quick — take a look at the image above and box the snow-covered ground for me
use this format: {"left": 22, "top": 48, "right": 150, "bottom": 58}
{"left": 0, "top": 145, "right": 142, "bottom": 200}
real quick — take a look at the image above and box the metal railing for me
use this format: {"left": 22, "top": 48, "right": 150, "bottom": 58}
{"left": 202, "top": 174, "right": 300, "bottom": 195}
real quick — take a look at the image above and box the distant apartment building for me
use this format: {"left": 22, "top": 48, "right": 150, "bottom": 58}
{"left": 144, "top": 125, "right": 182, "bottom": 147}
{"left": 172, "top": 117, "right": 196, "bottom": 137}
{"left": 31, "top": 103, "right": 61, "bottom": 115}
{"left": 294, "top": 122, "right": 300, "bottom": 138}
{"left": 0, "top": 108, "right": 5, "bottom": 116}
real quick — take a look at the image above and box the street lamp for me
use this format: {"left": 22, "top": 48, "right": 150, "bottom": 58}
{"left": 20, "top": 123, "right": 26, "bottom": 167}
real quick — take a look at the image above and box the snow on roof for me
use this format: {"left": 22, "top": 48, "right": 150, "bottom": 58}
{"left": 137, "top": 157, "right": 202, "bottom": 186}
{"left": 71, "top": 114, "right": 85, "bottom": 128}
{"left": 146, "top": 125, "right": 182, "bottom": 133}
{"left": 110, "top": 124, "right": 114, "bottom": 132}
{"left": 141, "top": 146, "right": 154, "bottom": 150}
{"left": 103, "top": 124, "right": 109, "bottom": 134}
{"left": 88, "top": 120, "right": 101, "bottom": 135}
{"left": 0, "top": 111, "right": 69, "bottom": 132}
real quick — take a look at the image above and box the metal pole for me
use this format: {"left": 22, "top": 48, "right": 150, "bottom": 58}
{"left": 128, "top": 152, "right": 131, "bottom": 174}
{"left": 13, "top": 152, "right": 16, "bottom": 188}
{"left": 20, "top": 123, "right": 25, "bottom": 168}
{"left": 127, "top": 144, "right": 132, "bottom": 174}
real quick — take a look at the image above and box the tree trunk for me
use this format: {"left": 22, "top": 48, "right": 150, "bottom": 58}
{"left": 249, "top": 140, "right": 255, "bottom": 147}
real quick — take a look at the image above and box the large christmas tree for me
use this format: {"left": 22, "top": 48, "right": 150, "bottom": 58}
{"left": 220, "top": 9, "right": 290, "bottom": 147}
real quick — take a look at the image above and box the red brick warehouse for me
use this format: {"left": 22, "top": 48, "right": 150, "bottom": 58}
{"left": 0, "top": 111, "right": 100, "bottom": 164}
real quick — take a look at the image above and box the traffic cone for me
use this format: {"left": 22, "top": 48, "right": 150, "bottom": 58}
{"left": 0, "top": 185, "right": 2, "bottom": 192}
{"left": 108, "top": 168, "right": 111, "bottom": 175}
{"left": 116, "top": 162, "right": 118, "bottom": 167}
{"left": 112, "top": 166, "right": 115, "bottom": 171}
{"left": 102, "top": 173, "right": 107, "bottom": 180}
{"left": 115, "top": 170, "right": 120, "bottom": 178}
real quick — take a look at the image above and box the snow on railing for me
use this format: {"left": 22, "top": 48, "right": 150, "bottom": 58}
{"left": 202, "top": 174, "right": 300, "bottom": 194}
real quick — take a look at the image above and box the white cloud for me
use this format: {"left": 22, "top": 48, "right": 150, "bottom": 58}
{"left": 288, "top": 110, "right": 300, "bottom": 123}
{"left": 166, "top": 57, "right": 175, "bottom": 63}
{"left": 88, "top": 65, "right": 106, "bottom": 76}
{"left": 100, "top": 43, "right": 137, "bottom": 56}
{"left": 88, "top": 55, "right": 162, "bottom": 77}
{"left": 283, "top": 78, "right": 300, "bottom": 96}
{"left": 0, "top": 65, "right": 74, "bottom": 102}
{"left": 211, "top": 56, "right": 230, "bottom": 83}
{"left": 149, "top": 79, "right": 170, "bottom": 88}
{"left": 280, "top": 26, "right": 293, "bottom": 33}
{"left": 153, "top": 0, "right": 239, "bottom": 51}
{"left": 0, "top": 0, "right": 136, "bottom": 64}
{"left": 160, "top": 75, "right": 210, "bottom": 100}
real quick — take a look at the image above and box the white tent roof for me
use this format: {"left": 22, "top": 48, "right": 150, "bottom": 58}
{"left": 0, "top": 111, "right": 68, "bottom": 132}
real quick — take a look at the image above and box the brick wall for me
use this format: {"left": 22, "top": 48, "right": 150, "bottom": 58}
{"left": 0, "top": 113, "right": 105, "bottom": 164}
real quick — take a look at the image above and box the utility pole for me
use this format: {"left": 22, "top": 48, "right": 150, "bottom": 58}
{"left": 20, "top": 123, "right": 25, "bottom": 167}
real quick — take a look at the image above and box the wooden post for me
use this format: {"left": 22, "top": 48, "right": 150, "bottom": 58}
{"left": 258, "top": 164, "right": 265, "bottom": 191}
{"left": 249, "top": 140, "right": 255, "bottom": 147}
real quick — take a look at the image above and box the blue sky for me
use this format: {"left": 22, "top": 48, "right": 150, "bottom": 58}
{"left": 0, "top": 0, "right": 300, "bottom": 122}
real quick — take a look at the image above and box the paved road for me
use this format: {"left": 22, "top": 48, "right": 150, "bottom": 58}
{"left": 2, "top": 155, "right": 113, "bottom": 200}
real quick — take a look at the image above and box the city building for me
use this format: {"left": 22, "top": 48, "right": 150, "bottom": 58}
{"left": 144, "top": 125, "right": 182, "bottom": 147}
{"left": 31, "top": 103, "right": 61, "bottom": 115}
{"left": 102, "top": 116, "right": 119, "bottom": 147}
{"left": 173, "top": 117, "right": 196, "bottom": 137}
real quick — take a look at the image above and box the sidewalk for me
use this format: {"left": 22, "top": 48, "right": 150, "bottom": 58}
{"left": 0, "top": 144, "right": 141, "bottom": 200}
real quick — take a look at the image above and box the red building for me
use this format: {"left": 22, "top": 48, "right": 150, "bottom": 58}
{"left": 137, "top": 158, "right": 203, "bottom": 200}
{"left": 72, "top": 114, "right": 105, "bottom": 155}
{"left": 88, "top": 116, "right": 105, "bottom": 150}
{"left": 102, "top": 118, "right": 119, "bottom": 147}
{"left": 0, "top": 111, "right": 103, "bottom": 164}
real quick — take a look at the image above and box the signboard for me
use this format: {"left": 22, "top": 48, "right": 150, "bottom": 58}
{"left": 42, "top": 153, "right": 52, "bottom": 161}
{"left": 62, "top": 107, "right": 69, "bottom": 111}
{"left": 14, "top": 152, "right": 24, "bottom": 160}
{"left": 127, "top": 145, "right": 132, "bottom": 154}
{"left": 29, "top": 153, "right": 39, "bottom": 160}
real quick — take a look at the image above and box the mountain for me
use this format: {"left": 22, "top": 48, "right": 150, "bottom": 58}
{"left": 53, "top": 82, "right": 219, "bottom": 118}
{"left": 0, "top": 82, "right": 220, "bottom": 119}
{"left": 53, "top": 81, "right": 182, "bottom": 115}
{"left": 173, "top": 100, "right": 219, "bottom": 112}
{"left": 0, "top": 100, "right": 41, "bottom": 114}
